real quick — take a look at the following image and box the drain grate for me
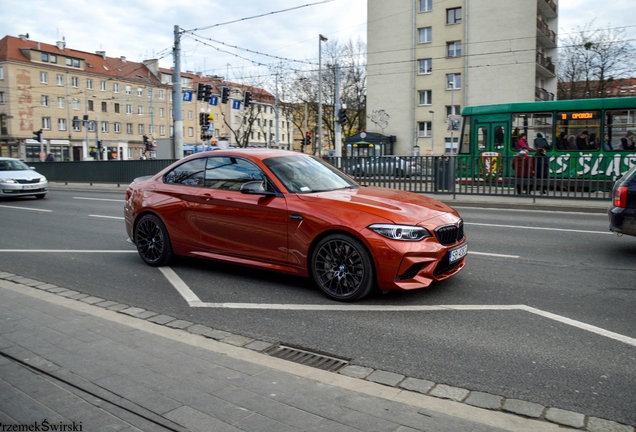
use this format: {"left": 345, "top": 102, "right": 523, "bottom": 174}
{"left": 263, "top": 345, "right": 349, "bottom": 372}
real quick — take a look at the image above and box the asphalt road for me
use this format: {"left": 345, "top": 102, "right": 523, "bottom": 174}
{"left": 1, "top": 189, "right": 634, "bottom": 426}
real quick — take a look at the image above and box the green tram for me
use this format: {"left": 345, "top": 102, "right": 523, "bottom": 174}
{"left": 457, "top": 97, "right": 636, "bottom": 190}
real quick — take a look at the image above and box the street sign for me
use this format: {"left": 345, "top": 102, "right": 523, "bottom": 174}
{"left": 208, "top": 122, "right": 215, "bottom": 132}
{"left": 209, "top": 95, "right": 218, "bottom": 106}
{"left": 232, "top": 100, "right": 241, "bottom": 110}
{"left": 183, "top": 91, "right": 193, "bottom": 102}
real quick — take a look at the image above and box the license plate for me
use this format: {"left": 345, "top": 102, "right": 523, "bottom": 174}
{"left": 449, "top": 243, "right": 468, "bottom": 263}
{"left": 22, "top": 184, "right": 40, "bottom": 190}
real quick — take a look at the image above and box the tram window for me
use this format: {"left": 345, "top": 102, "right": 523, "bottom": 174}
{"left": 512, "top": 112, "right": 552, "bottom": 151}
{"left": 477, "top": 127, "right": 487, "bottom": 151}
{"left": 606, "top": 110, "right": 636, "bottom": 151}
{"left": 494, "top": 126, "right": 504, "bottom": 150}
{"left": 555, "top": 110, "right": 600, "bottom": 151}
{"left": 459, "top": 121, "right": 471, "bottom": 154}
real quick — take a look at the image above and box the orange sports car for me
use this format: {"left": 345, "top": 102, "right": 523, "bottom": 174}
{"left": 124, "top": 149, "right": 467, "bottom": 301}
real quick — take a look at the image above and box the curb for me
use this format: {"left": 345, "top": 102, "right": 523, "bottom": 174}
{"left": 1, "top": 271, "right": 632, "bottom": 432}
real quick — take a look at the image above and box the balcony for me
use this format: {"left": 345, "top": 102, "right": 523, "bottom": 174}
{"left": 536, "top": 52, "right": 555, "bottom": 77}
{"left": 537, "top": 19, "right": 557, "bottom": 48}
{"left": 535, "top": 86, "right": 555, "bottom": 101}
{"left": 537, "top": 0, "right": 557, "bottom": 19}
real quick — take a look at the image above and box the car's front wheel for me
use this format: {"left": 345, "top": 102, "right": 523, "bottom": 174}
{"left": 311, "top": 234, "right": 375, "bottom": 301}
{"left": 134, "top": 214, "right": 173, "bottom": 267}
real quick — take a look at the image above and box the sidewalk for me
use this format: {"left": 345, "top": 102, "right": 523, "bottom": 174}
{"left": 0, "top": 276, "right": 603, "bottom": 432}
{"left": 48, "top": 182, "right": 610, "bottom": 214}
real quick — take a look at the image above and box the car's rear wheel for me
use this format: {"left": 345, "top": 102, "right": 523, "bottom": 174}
{"left": 134, "top": 214, "right": 173, "bottom": 267}
{"left": 311, "top": 234, "right": 375, "bottom": 301}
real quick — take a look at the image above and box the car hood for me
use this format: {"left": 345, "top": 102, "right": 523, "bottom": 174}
{"left": 0, "top": 170, "right": 46, "bottom": 181}
{"left": 296, "top": 186, "right": 460, "bottom": 225}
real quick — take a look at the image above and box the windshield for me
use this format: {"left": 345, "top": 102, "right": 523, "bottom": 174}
{"left": 264, "top": 155, "right": 358, "bottom": 193}
{"left": 0, "top": 159, "right": 30, "bottom": 171}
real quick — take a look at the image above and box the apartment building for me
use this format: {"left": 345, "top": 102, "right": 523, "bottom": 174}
{"left": 0, "top": 34, "right": 293, "bottom": 161}
{"left": 367, "top": 0, "right": 558, "bottom": 156}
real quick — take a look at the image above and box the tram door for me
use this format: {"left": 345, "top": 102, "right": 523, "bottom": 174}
{"left": 474, "top": 121, "right": 509, "bottom": 180}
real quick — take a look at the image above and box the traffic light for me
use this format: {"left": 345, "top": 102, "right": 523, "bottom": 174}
{"left": 243, "top": 91, "right": 252, "bottom": 108}
{"left": 221, "top": 87, "right": 230, "bottom": 104}
{"left": 199, "top": 112, "right": 207, "bottom": 127}
{"left": 204, "top": 85, "right": 212, "bottom": 102}
{"left": 143, "top": 135, "right": 151, "bottom": 150}
{"left": 305, "top": 131, "right": 312, "bottom": 146}
{"left": 337, "top": 108, "right": 348, "bottom": 124}
{"left": 97, "top": 140, "right": 103, "bottom": 149}
{"left": 207, "top": 113, "right": 214, "bottom": 123}
{"left": 197, "top": 82, "right": 206, "bottom": 101}
{"left": 33, "top": 129, "right": 42, "bottom": 143}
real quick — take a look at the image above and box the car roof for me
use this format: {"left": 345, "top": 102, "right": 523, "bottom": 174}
{"left": 183, "top": 148, "right": 311, "bottom": 161}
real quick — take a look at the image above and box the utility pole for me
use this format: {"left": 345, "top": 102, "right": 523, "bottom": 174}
{"left": 172, "top": 25, "right": 184, "bottom": 159}
{"left": 334, "top": 64, "right": 342, "bottom": 158}
{"left": 318, "top": 34, "right": 327, "bottom": 157}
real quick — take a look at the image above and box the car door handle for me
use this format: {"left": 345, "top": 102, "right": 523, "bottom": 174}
{"left": 289, "top": 213, "right": 303, "bottom": 221}
{"left": 199, "top": 192, "right": 214, "bottom": 201}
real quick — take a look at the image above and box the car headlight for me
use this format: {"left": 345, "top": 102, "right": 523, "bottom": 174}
{"left": 368, "top": 224, "right": 431, "bottom": 241}
{"left": 0, "top": 179, "right": 17, "bottom": 184}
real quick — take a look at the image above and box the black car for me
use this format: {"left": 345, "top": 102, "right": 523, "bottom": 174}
{"left": 608, "top": 164, "right": 636, "bottom": 237}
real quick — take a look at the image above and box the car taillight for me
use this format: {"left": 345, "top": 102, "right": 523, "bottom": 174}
{"left": 613, "top": 185, "right": 628, "bottom": 208}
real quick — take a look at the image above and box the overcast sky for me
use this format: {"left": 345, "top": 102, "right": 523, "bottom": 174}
{"left": 4, "top": 0, "right": 635, "bottom": 82}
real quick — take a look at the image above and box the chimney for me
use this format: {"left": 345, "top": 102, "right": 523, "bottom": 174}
{"left": 19, "top": 34, "right": 29, "bottom": 40}
{"left": 96, "top": 51, "right": 106, "bottom": 59}
{"left": 120, "top": 56, "right": 126, "bottom": 62}
{"left": 56, "top": 40, "right": 65, "bottom": 51}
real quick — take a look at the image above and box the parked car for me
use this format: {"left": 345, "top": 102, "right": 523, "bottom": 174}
{"left": 353, "top": 156, "right": 423, "bottom": 178}
{"left": 608, "top": 164, "right": 636, "bottom": 237}
{"left": 0, "top": 157, "right": 48, "bottom": 199}
{"left": 124, "top": 149, "right": 467, "bottom": 301}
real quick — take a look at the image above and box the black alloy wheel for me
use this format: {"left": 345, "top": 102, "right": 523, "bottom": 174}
{"left": 134, "top": 214, "right": 173, "bottom": 267}
{"left": 311, "top": 234, "right": 375, "bottom": 301}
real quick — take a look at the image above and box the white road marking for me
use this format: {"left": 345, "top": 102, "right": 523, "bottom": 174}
{"left": 469, "top": 251, "right": 520, "bottom": 259}
{"left": 74, "top": 197, "right": 124, "bottom": 202}
{"left": 89, "top": 214, "right": 125, "bottom": 220}
{"left": 158, "top": 267, "right": 636, "bottom": 347}
{"left": 454, "top": 206, "right": 607, "bottom": 216}
{"left": 466, "top": 222, "right": 612, "bottom": 235}
{"left": 0, "top": 204, "right": 52, "bottom": 212}
{"left": 0, "top": 250, "right": 136, "bottom": 253}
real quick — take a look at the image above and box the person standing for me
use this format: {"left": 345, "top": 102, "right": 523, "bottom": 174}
{"left": 534, "top": 133, "right": 551, "bottom": 150}
{"left": 517, "top": 133, "right": 530, "bottom": 151}
{"left": 534, "top": 148, "right": 550, "bottom": 194}
{"left": 512, "top": 149, "right": 534, "bottom": 194}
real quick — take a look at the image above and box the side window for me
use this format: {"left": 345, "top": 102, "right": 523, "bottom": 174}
{"left": 204, "top": 157, "right": 266, "bottom": 191}
{"left": 477, "top": 126, "right": 487, "bottom": 151}
{"left": 606, "top": 110, "right": 636, "bottom": 151}
{"left": 512, "top": 112, "right": 553, "bottom": 151}
{"left": 164, "top": 158, "right": 206, "bottom": 187}
{"left": 494, "top": 126, "right": 505, "bottom": 150}
{"left": 555, "top": 111, "right": 600, "bottom": 151}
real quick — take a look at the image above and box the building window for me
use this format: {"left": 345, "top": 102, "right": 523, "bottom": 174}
{"left": 138, "top": 124, "right": 145, "bottom": 134}
{"left": 159, "top": 89, "right": 164, "bottom": 99}
{"left": 66, "top": 58, "right": 72, "bottom": 66}
{"left": 101, "top": 102, "right": 107, "bottom": 112}
{"left": 447, "top": 41, "right": 462, "bottom": 58}
{"left": 101, "top": 122, "right": 108, "bottom": 133}
{"left": 0, "top": 92, "right": 5, "bottom": 104}
{"left": 40, "top": 72, "right": 48, "bottom": 84}
{"left": 446, "top": 105, "right": 461, "bottom": 116}
{"left": 114, "top": 103, "right": 120, "bottom": 113}
{"left": 73, "top": 120, "right": 81, "bottom": 132}
{"left": 419, "top": 0, "right": 432, "bottom": 12}
{"left": 113, "top": 83, "right": 119, "bottom": 93}
{"left": 41, "top": 95, "right": 49, "bottom": 107}
{"left": 187, "top": 111, "right": 193, "bottom": 120}
{"left": 57, "top": 97, "right": 65, "bottom": 108}
{"left": 447, "top": 7, "right": 462, "bottom": 24}
{"left": 150, "top": 125, "right": 155, "bottom": 135}
{"left": 115, "top": 122, "right": 121, "bottom": 133}
{"left": 100, "top": 81, "right": 107, "bottom": 91}
{"left": 56, "top": 74, "right": 64, "bottom": 86}
{"left": 73, "top": 59, "right": 80, "bottom": 67}
{"left": 418, "top": 59, "right": 432, "bottom": 74}
{"left": 0, "top": 67, "right": 4, "bottom": 80}
{"left": 42, "top": 117, "right": 51, "bottom": 130}
{"left": 418, "top": 27, "right": 432, "bottom": 44}
{"left": 42, "top": 53, "right": 49, "bottom": 62}
{"left": 87, "top": 121, "right": 96, "bottom": 132}
{"left": 188, "top": 127, "right": 194, "bottom": 137}
{"left": 86, "top": 79, "right": 93, "bottom": 90}
{"left": 418, "top": 90, "right": 432, "bottom": 106}
{"left": 159, "top": 108, "right": 165, "bottom": 118}
{"left": 71, "top": 76, "right": 79, "bottom": 87}
{"left": 126, "top": 123, "right": 133, "bottom": 134}
{"left": 446, "top": 73, "right": 462, "bottom": 89}
{"left": 72, "top": 98, "right": 80, "bottom": 110}
{"left": 58, "top": 118, "right": 66, "bottom": 131}
{"left": 126, "top": 104, "right": 132, "bottom": 114}
{"left": 137, "top": 106, "right": 144, "bottom": 115}
{"left": 50, "top": 55, "right": 57, "bottom": 64}
{"left": 125, "top": 85, "right": 131, "bottom": 95}
{"left": 418, "top": 122, "right": 432, "bottom": 137}
{"left": 137, "top": 88, "right": 143, "bottom": 97}
{"left": 88, "top": 100, "right": 94, "bottom": 111}
{"left": 160, "top": 125, "right": 166, "bottom": 136}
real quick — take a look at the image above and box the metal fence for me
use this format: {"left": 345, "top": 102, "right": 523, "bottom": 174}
{"left": 31, "top": 155, "right": 617, "bottom": 200}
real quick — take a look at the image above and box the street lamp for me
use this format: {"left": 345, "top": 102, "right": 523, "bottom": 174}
{"left": 429, "top": 110, "right": 435, "bottom": 153}
{"left": 318, "top": 34, "right": 327, "bottom": 157}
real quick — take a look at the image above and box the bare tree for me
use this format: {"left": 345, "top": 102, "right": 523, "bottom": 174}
{"left": 558, "top": 21, "right": 636, "bottom": 99}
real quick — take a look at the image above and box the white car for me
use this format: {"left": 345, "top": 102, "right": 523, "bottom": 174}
{"left": 0, "top": 157, "right": 48, "bottom": 199}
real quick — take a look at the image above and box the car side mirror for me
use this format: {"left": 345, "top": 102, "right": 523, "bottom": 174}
{"left": 240, "top": 180, "right": 276, "bottom": 196}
